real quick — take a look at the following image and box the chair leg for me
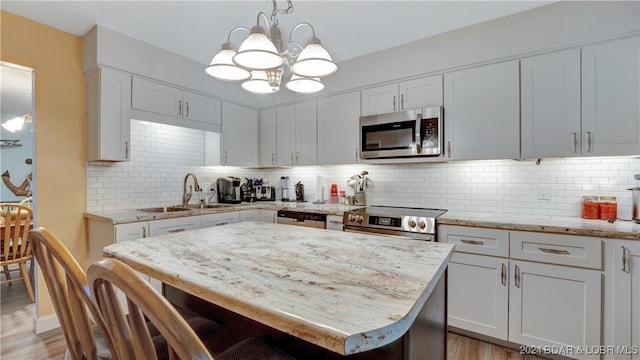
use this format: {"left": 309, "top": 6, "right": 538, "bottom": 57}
{"left": 18, "top": 262, "right": 35, "bottom": 302}
{"left": 3, "top": 265, "right": 12, "bottom": 285}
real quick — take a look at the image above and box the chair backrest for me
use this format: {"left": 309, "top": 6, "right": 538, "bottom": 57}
{"left": 28, "top": 227, "right": 116, "bottom": 360}
{"left": 19, "top": 196, "right": 33, "bottom": 208}
{"left": 88, "top": 258, "right": 214, "bottom": 360}
{"left": 2, "top": 203, "right": 33, "bottom": 260}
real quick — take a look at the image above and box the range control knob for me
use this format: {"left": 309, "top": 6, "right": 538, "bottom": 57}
{"left": 418, "top": 221, "right": 426, "bottom": 230}
{"left": 357, "top": 215, "right": 364, "bottom": 223}
{"left": 408, "top": 219, "right": 417, "bottom": 228}
{"left": 348, "top": 214, "right": 356, "bottom": 222}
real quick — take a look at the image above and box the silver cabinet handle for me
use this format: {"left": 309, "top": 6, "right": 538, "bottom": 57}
{"left": 587, "top": 131, "right": 593, "bottom": 152}
{"left": 142, "top": 226, "right": 146, "bottom": 238}
{"left": 272, "top": 152, "right": 275, "bottom": 165}
{"left": 400, "top": 94, "right": 405, "bottom": 110}
{"left": 514, "top": 264, "right": 521, "bottom": 288}
{"left": 185, "top": 101, "right": 189, "bottom": 117}
{"left": 295, "top": 152, "right": 300, "bottom": 164}
{"left": 168, "top": 228, "right": 186, "bottom": 233}
{"left": 290, "top": 152, "right": 294, "bottom": 164}
{"left": 355, "top": 147, "right": 359, "bottom": 162}
{"left": 223, "top": 151, "right": 228, "bottom": 164}
{"left": 501, "top": 263, "right": 507, "bottom": 286}
{"left": 393, "top": 95, "right": 396, "bottom": 112}
{"left": 461, "top": 239, "right": 484, "bottom": 246}
{"left": 539, "top": 247, "right": 570, "bottom": 255}
{"left": 214, "top": 222, "right": 228, "bottom": 227}
{"left": 178, "top": 100, "right": 182, "bottom": 116}
{"left": 125, "top": 141, "right": 129, "bottom": 159}
{"left": 573, "top": 133, "right": 578, "bottom": 153}
{"left": 447, "top": 141, "right": 451, "bottom": 158}
{"left": 622, "top": 246, "right": 630, "bottom": 273}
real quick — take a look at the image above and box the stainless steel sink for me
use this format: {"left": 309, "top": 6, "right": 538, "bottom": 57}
{"left": 176, "top": 203, "right": 235, "bottom": 209}
{"left": 136, "top": 206, "right": 191, "bottom": 213}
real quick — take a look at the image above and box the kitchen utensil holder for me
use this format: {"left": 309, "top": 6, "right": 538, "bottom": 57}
{"left": 354, "top": 192, "right": 366, "bottom": 206}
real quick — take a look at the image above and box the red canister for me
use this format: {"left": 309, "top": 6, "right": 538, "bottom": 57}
{"left": 581, "top": 196, "right": 599, "bottom": 219}
{"left": 599, "top": 196, "right": 617, "bottom": 220}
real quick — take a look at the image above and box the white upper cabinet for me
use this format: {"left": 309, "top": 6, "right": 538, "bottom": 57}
{"left": 317, "top": 91, "right": 361, "bottom": 165}
{"left": 131, "top": 77, "right": 221, "bottom": 126}
{"left": 86, "top": 67, "right": 131, "bottom": 162}
{"left": 276, "top": 100, "right": 317, "bottom": 166}
{"left": 444, "top": 60, "right": 520, "bottom": 160}
{"left": 259, "top": 108, "right": 277, "bottom": 167}
{"left": 582, "top": 36, "right": 640, "bottom": 156}
{"left": 521, "top": 48, "right": 581, "bottom": 158}
{"left": 361, "top": 75, "right": 443, "bottom": 116}
{"left": 221, "top": 102, "right": 258, "bottom": 166}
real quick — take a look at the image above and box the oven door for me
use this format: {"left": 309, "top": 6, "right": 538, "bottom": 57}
{"left": 343, "top": 225, "right": 435, "bottom": 241}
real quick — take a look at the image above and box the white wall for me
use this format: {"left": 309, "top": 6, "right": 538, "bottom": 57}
{"left": 87, "top": 121, "right": 640, "bottom": 219}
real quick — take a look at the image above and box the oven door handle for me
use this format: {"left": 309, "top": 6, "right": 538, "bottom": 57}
{"left": 343, "top": 226, "right": 434, "bottom": 241}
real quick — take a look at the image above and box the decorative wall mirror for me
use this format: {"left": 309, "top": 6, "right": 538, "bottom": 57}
{"left": 1, "top": 62, "right": 34, "bottom": 203}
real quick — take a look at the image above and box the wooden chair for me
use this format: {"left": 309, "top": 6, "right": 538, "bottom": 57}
{"left": 29, "top": 227, "right": 222, "bottom": 360}
{"left": 19, "top": 196, "right": 33, "bottom": 208}
{"left": 89, "top": 258, "right": 296, "bottom": 360}
{"left": 1, "top": 203, "right": 34, "bottom": 302}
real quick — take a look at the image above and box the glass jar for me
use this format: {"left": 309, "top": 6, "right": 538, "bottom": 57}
{"left": 599, "top": 196, "right": 617, "bottom": 220}
{"left": 581, "top": 195, "right": 599, "bottom": 219}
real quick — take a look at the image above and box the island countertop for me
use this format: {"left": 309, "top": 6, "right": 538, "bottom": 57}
{"left": 102, "top": 222, "right": 454, "bottom": 355}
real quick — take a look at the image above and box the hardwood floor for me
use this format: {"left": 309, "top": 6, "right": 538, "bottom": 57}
{"left": 1, "top": 281, "right": 544, "bottom": 360}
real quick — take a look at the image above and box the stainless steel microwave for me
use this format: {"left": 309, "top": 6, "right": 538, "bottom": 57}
{"left": 359, "top": 106, "right": 443, "bottom": 159}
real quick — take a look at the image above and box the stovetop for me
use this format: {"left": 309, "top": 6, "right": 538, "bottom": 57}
{"left": 350, "top": 205, "right": 447, "bottom": 218}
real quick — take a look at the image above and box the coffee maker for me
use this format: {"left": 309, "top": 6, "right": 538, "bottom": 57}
{"left": 216, "top": 176, "right": 242, "bottom": 204}
{"left": 280, "top": 176, "right": 291, "bottom": 202}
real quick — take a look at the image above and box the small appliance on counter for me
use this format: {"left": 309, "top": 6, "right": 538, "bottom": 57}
{"left": 280, "top": 176, "right": 291, "bottom": 202}
{"left": 216, "top": 176, "right": 242, "bottom": 204}
{"left": 631, "top": 174, "right": 640, "bottom": 223}
{"left": 295, "top": 181, "right": 305, "bottom": 202}
{"left": 256, "top": 186, "right": 276, "bottom": 201}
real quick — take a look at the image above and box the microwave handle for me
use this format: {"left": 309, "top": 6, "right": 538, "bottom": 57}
{"left": 415, "top": 134, "right": 422, "bottom": 154}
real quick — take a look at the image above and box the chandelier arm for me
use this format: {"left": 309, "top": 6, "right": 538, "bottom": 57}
{"left": 288, "top": 22, "right": 316, "bottom": 44}
{"left": 256, "top": 11, "right": 273, "bottom": 39}
{"left": 226, "top": 27, "right": 251, "bottom": 45}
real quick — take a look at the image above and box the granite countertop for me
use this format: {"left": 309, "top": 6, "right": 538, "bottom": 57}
{"left": 102, "top": 222, "right": 454, "bottom": 355}
{"left": 84, "top": 201, "right": 363, "bottom": 225}
{"left": 440, "top": 210, "right": 640, "bottom": 240}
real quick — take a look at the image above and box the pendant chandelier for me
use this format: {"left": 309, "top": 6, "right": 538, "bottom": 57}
{"left": 205, "top": 0, "right": 337, "bottom": 94}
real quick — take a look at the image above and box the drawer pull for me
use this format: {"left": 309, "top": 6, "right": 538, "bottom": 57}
{"left": 514, "top": 264, "right": 521, "bottom": 288}
{"left": 460, "top": 239, "right": 484, "bottom": 246}
{"left": 501, "top": 263, "right": 507, "bottom": 286}
{"left": 214, "top": 222, "right": 229, "bottom": 226}
{"left": 538, "top": 247, "right": 570, "bottom": 255}
{"left": 142, "top": 226, "right": 146, "bottom": 238}
{"left": 329, "top": 220, "right": 342, "bottom": 224}
{"left": 168, "top": 228, "right": 186, "bottom": 233}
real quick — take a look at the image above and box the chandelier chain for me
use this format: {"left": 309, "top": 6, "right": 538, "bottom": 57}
{"left": 271, "top": 0, "right": 293, "bottom": 23}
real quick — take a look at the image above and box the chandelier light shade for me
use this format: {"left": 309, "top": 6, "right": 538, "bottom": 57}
{"left": 285, "top": 74, "right": 324, "bottom": 93}
{"left": 290, "top": 39, "right": 337, "bottom": 78}
{"left": 205, "top": 44, "right": 251, "bottom": 81}
{"left": 205, "top": 0, "right": 337, "bottom": 94}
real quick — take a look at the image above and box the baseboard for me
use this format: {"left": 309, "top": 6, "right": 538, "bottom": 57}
{"left": 33, "top": 313, "right": 60, "bottom": 334}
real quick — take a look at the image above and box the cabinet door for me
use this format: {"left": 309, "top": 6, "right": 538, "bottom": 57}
{"left": 239, "top": 210, "right": 260, "bottom": 222}
{"left": 326, "top": 215, "right": 343, "bottom": 231}
{"left": 582, "top": 37, "right": 640, "bottom": 156}
{"left": 448, "top": 253, "right": 509, "bottom": 340}
{"left": 444, "top": 60, "right": 520, "bottom": 160}
{"left": 200, "top": 212, "right": 240, "bottom": 228}
{"left": 259, "top": 108, "right": 277, "bottom": 167}
{"left": 295, "top": 100, "right": 317, "bottom": 165}
{"left": 610, "top": 242, "right": 640, "bottom": 359}
{"left": 317, "top": 92, "right": 361, "bottom": 165}
{"left": 361, "top": 83, "right": 398, "bottom": 116}
{"left": 131, "top": 77, "right": 182, "bottom": 117}
{"left": 183, "top": 91, "right": 221, "bottom": 125}
{"left": 399, "top": 75, "right": 443, "bottom": 110}
{"left": 149, "top": 217, "right": 200, "bottom": 236}
{"left": 260, "top": 210, "right": 277, "bottom": 223}
{"left": 521, "top": 49, "right": 581, "bottom": 158}
{"left": 86, "top": 67, "right": 131, "bottom": 161}
{"left": 276, "top": 104, "right": 296, "bottom": 165}
{"left": 509, "top": 260, "right": 601, "bottom": 352}
{"left": 221, "top": 102, "right": 259, "bottom": 166}
{"left": 115, "top": 222, "right": 148, "bottom": 242}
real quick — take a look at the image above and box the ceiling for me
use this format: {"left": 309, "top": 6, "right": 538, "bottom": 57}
{"left": 1, "top": 1, "right": 554, "bottom": 67}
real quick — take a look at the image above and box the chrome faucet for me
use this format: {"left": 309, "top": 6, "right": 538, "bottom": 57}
{"left": 182, "top": 173, "right": 200, "bottom": 206}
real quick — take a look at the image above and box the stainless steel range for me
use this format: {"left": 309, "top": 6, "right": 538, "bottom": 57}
{"left": 343, "top": 205, "right": 447, "bottom": 241}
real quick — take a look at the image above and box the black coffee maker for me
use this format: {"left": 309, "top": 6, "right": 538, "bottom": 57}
{"left": 295, "top": 181, "right": 305, "bottom": 202}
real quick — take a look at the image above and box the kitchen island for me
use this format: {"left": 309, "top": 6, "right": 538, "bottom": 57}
{"left": 102, "top": 222, "right": 454, "bottom": 359}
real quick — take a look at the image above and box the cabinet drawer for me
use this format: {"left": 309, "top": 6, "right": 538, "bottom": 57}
{"left": 149, "top": 217, "right": 200, "bottom": 236}
{"left": 438, "top": 225, "right": 509, "bottom": 257}
{"left": 510, "top": 231, "right": 602, "bottom": 269}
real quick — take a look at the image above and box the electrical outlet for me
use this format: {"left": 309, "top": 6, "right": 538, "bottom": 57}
{"left": 537, "top": 184, "right": 551, "bottom": 200}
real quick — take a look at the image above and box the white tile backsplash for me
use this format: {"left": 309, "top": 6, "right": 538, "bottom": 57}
{"left": 87, "top": 121, "right": 640, "bottom": 219}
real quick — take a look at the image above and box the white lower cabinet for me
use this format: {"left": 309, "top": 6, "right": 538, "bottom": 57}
{"left": 149, "top": 217, "right": 200, "bottom": 236}
{"left": 260, "top": 210, "right": 277, "bottom": 223}
{"left": 326, "top": 215, "right": 343, "bottom": 231}
{"left": 199, "top": 212, "right": 240, "bottom": 228}
{"left": 239, "top": 209, "right": 260, "bottom": 222}
{"left": 604, "top": 240, "right": 640, "bottom": 360}
{"left": 440, "top": 225, "right": 603, "bottom": 359}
